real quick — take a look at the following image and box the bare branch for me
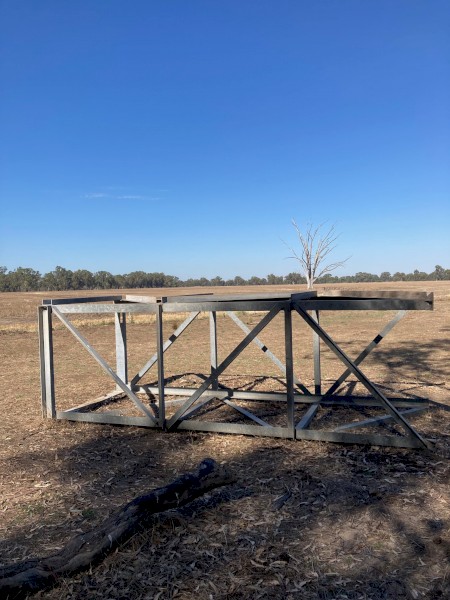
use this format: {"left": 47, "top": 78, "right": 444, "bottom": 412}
{"left": 287, "top": 220, "right": 349, "bottom": 289}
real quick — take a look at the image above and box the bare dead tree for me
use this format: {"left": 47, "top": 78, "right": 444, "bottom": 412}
{"left": 286, "top": 220, "right": 350, "bottom": 289}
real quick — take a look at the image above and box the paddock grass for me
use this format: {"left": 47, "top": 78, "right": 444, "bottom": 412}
{"left": 1, "top": 282, "right": 449, "bottom": 599}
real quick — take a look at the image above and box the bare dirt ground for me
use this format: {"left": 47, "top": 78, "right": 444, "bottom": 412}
{"left": 1, "top": 282, "right": 449, "bottom": 599}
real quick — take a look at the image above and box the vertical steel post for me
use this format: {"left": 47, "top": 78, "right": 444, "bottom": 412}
{"left": 284, "top": 307, "right": 295, "bottom": 435}
{"left": 38, "top": 305, "right": 56, "bottom": 418}
{"left": 114, "top": 311, "right": 128, "bottom": 387}
{"left": 312, "top": 310, "right": 321, "bottom": 395}
{"left": 210, "top": 311, "right": 218, "bottom": 391}
{"left": 156, "top": 304, "right": 165, "bottom": 427}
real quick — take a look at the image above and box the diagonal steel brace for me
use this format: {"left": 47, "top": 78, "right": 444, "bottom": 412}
{"left": 226, "top": 311, "right": 311, "bottom": 395}
{"left": 166, "top": 306, "right": 282, "bottom": 430}
{"left": 325, "top": 310, "right": 406, "bottom": 396}
{"left": 52, "top": 307, "right": 157, "bottom": 424}
{"left": 293, "top": 304, "right": 430, "bottom": 449}
{"left": 130, "top": 311, "right": 200, "bottom": 386}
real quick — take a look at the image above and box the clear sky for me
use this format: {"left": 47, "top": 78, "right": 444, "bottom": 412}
{"left": 1, "top": 1, "right": 449, "bottom": 280}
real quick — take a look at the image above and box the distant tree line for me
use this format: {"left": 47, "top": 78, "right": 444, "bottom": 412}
{"left": 0, "top": 265, "right": 449, "bottom": 293}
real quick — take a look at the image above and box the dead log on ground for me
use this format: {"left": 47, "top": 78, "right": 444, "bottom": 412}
{"left": 0, "top": 458, "right": 233, "bottom": 599}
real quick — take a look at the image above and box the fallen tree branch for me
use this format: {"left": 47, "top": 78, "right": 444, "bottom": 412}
{"left": 0, "top": 458, "right": 233, "bottom": 599}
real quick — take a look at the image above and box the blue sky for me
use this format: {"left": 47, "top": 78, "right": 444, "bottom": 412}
{"left": 1, "top": 1, "right": 449, "bottom": 279}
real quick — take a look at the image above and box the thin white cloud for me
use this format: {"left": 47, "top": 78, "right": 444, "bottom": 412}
{"left": 84, "top": 192, "right": 109, "bottom": 199}
{"left": 83, "top": 191, "right": 160, "bottom": 201}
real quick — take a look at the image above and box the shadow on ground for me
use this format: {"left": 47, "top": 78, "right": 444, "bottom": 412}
{"left": 1, "top": 334, "right": 449, "bottom": 599}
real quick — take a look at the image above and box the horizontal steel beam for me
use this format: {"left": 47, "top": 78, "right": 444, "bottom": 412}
{"left": 55, "top": 303, "right": 158, "bottom": 314}
{"left": 310, "top": 290, "right": 432, "bottom": 300}
{"left": 174, "top": 420, "right": 294, "bottom": 439}
{"left": 297, "top": 298, "right": 433, "bottom": 311}
{"left": 43, "top": 296, "right": 123, "bottom": 305}
{"left": 136, "top": 385, "right": 429, "bottom": 408}
{"left": 165, "top": 292, "right": 311, "bottom": 303}
{"left": 56, "top": 411, "right": 159, "bottom": 427}
{"left": 124, "top": 294, "right": 161, "bottom": 303}
{"left": 295, "top": 429, "right": 425, "bottom": 448}
{"left": 162, "top": 300, "right": 289, "bottom": 313}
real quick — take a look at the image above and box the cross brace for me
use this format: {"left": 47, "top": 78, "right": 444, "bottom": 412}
{"left": 293, "top": 304, "right": 431, "bottom": 449}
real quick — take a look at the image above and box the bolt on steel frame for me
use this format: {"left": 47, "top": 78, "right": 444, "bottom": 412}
{"left": 38, "top": 290, "right": 434, "bottom": 449}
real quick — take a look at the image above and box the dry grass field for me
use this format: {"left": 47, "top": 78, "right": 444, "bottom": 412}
{"left": 1, "top": 282, "right": 449, "bottom": 599}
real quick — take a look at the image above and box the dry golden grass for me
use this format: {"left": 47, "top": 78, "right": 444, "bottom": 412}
{"left": 0, "top": 282, "right": 449, "bottom": 599}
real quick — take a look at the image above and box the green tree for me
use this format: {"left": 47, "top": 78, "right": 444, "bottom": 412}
{"left": 40, "top": 272, "right": 58, "bottom": 291}
{"left": 317, "top": 273, "right": 337, "bottom": 283}
{"left": 284, "top": 272, "right": 305, "bottom": 285}
{"left": 72, "top": 269, "right": 95, "bottom": 290}
{"left": 125, "top": 271, "right": 148, "bottom": 288}
{"left": 392, "top": 272, "right": 406, "bottom": 282}
{"left": 8, "top": 267, "right": 41, "bottom": 291}
{"left": 433, "top": 265, "right": 445, "bottom": 280}
{"left": 267, "top": 274, "right": 284, "bottom": 285}
{"left": 114, "top": 274, "right": 127, "bottom": 288}
{"left": 248, "top": 276, "right": 267, "bottom": 285}
{"left": 233, "top": 276, "right": 247, "bottom": 286}
{"left": 0, "top": 267, "right": 9, "bottom": 291}
{"left": 49, "top": 266, "right": 73, "bottom": 290}
{"left": 210, "top": 276, "right": 225, "bottom": 286}
{"left": 408, "top": 269, "right": 428, "bottom": 281}
{"left": 163, "top": 274, "right": 181, "bottom": 287}
{"left": 94, "top": 271, "right": 116, "bottom": 289}
{"left": 354, "top": 272, "right": 378, "bottom": 283}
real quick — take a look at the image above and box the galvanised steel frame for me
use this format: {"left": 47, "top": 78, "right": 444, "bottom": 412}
{"left": 38, "top": 290, "right": 434, "bottom": 449}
